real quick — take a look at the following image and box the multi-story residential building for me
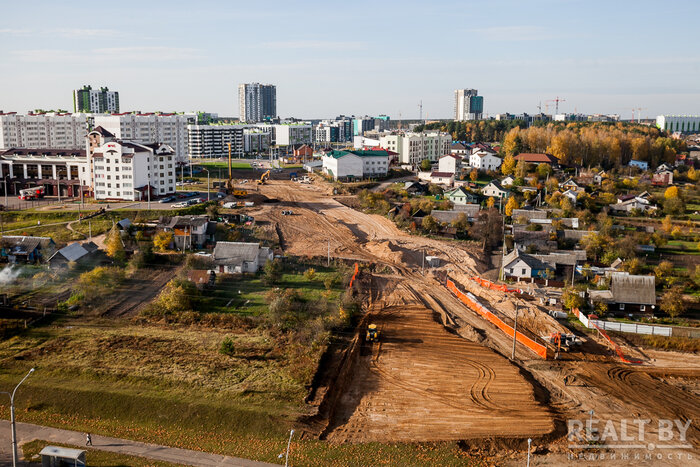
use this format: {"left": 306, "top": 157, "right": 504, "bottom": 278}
{"left": 93, "top": 113, "right": 195, "bottom": 163}
{"left": 469, "top": 150, "right": 502, "bottom": 171}
{"left": 314, "top": 117, "right": 354, "bottom": 143}
{"left": 73, "top": 85, "right": 119, "bottom": 113}
{"left": 243, "top": 128, "right": 270, "bottom": 153}
{"left": 454, "top": 89, "right": 483, "bottom": 121}
{"left": 238, "top": 83, "right": 276, "bottom": 123}
{"left": 0, "top": 148, "right": 89, "bottom": 197}
{"left": 88, "top": 127, "right": 176, "bottom": 200}
{"left": 656, "top": 115, "right": 700, "bottom": 133}
{"left": 0, "top": 112, "right": 90, "bottom": 149}
{"left": 187, "top": 124, "right": 245, "bottom": 159}
{"left": 258, "top": 124, "right": 312, "bottom": 146}
{"left": 378, "top": 131, "right": 451, "bottom": 167}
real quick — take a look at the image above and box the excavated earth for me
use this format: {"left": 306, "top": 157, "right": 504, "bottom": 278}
{"left": 248, "top": 179, "right": 700, "bottom": 464}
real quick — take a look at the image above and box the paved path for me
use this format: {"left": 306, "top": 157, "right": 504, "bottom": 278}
{"left": 0, "top": 420, "right": 278, "bottom": 467}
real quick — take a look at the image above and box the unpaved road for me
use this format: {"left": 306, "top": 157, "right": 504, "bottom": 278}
{"left": 324, "top": 277, "right": 554, "bottom": 443}
{"left": 251, "top": 179, "right": 700, "bottom": 464}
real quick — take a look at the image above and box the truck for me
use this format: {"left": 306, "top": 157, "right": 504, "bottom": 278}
{"left": 18, "top": 186, "right": 45, "bottom": 200}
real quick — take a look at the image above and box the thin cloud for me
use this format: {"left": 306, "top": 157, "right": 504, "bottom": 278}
{"left": 1, "top": 28, "right": 124, "bottom": 38}
{"left": 471, "top": 25, "right": 552, "bottom": 41}
{"left": 259, "top": 40, "right": 366, "bottom": 50}
{"left": 12, "top": 47, "right": 202, "bottom": 63}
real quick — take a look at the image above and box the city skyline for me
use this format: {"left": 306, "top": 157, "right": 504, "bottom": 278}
{"left": 1, "top": 0, "right": 699, "bottom": 119}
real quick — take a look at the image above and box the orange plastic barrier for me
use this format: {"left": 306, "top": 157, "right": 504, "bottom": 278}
{"left": 471, "top": 276, "right": 522, "bottom": 294}
{"left": 578, "top": 309, "right": 642, "bottom": 364}
{"left": 348, "top": 263, "right": 359, "bottom": 289}
{"left": 446, "top": 279, "right": 548, "bottom": 359}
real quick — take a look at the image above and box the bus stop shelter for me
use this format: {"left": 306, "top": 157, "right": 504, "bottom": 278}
{"left": 39, "top": 446, "right": 86, "bottom": 467}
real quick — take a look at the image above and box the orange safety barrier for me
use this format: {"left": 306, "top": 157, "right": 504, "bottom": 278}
{"left": 579, "top": 309, "right": 642, "bottom": 365}
{"left": 446, "top": 278, "right": 548, "bottom": 359}
{"left": 348, "top": 263, "right": 359, "bottom": 289}
{"left": 471, "top": 276, "right": 522, "bottom": 294}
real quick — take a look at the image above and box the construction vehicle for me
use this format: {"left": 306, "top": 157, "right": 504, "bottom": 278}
{"left": 18, "top": 186, "right": 45, "bottom": 200}
{"left": 366, "top": 323, "right": 380, "bottom": 342}
{"left": 224, "top": 143, "right": 247, "bottom": 197}
{"left": 257, "top": 169, "right": 270, "bottom": 185}
{"left": 543, "top": 332, "right": 582, "bottom": 354}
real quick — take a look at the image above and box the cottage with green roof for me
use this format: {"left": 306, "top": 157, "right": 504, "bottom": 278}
{"left": 322, "top": 149, "right": 390, "bottom": 180}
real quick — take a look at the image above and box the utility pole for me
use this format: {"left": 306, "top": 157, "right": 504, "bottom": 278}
{"left": 1, "top": 367, "right": 35, "bottom": 467}
{"left": 511, "top": 304, "right": 519, "bottom": 360}
{"left": 422, "top": 249, "right": 425, "bottom": 274}
{"left": 89, "top": 220, "right": 92, "bottom": 240}
{"left": 327, "top": 239, "right": 330, "bottom": 266}
{"left": 147, "top": 174, "right": 151, "bottom": 210}
{"left": 57, "top": 180, "right": 61, "bottom": 203}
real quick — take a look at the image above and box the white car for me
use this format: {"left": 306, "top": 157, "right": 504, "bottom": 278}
{"left": 172, "top": 201, "right": 189, "bottom": 208}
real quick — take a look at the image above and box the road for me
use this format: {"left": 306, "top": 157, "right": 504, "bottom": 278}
{"left": 0, "top": 420, "right": 277, "bottom": 467}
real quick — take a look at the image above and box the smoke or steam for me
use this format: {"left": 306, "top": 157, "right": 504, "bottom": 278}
{"left": 0, "top": 265, "right": 22, "bottom": 285}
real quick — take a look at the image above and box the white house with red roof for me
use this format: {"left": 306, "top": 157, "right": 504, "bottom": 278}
{"left": 469, "top": 150, "right": 502, "bottom": 171}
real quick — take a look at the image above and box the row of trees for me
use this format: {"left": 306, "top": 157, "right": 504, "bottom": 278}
{"left": 415, "top": 120, "right": 525, "bottom": 143}
{"left": 501, "top": 122, "right": 684, "bottom": 168}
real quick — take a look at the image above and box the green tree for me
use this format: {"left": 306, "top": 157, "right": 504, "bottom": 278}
{"left": 422, "top": 215, "right": 438, "bottom": 233}
{"left": 451, "top": 212, "right": 469, "bottom": 231}
{"left": 105, "top": 225, "right": 126, "bottom": 263}
{"left": 263, "top": 259, "right": 283, "bottom": 285}
{"left": 663, "top": 197, "right": 685, "bottom": 216}
{"left": 420, "top": 158, "right": 432, "bottom": 171}
{"left": 660, "top": 286, "right": 685, "bottom": 318}
{"left": 536, "top": 163, "right": 552, "bottom": 179}
{"left": 562, "top": 287, "right": 584, "bottom": 310}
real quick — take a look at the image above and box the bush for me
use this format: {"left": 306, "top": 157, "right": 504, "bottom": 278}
{"left": 219, "top": 337, "right": 236, "bottom": 356}
{"left": 262, "top": 259, "right": 282, "bottom": 286}
{"left": 304, "top": 268, "right": 316, "bottom": 280}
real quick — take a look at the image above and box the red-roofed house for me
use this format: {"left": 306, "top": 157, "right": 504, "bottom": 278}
{"left": 514, "top": 153, "right": 559, "bottom": 165}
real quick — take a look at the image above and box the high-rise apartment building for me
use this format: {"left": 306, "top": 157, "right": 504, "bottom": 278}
{"left": 379, "top": 131, "right": 451, "bottom": 167}
{"left": 656, "top": 115, "right": 700, "bottom": 133}
{"left": 187, "top": 124, "right": 246, "bottom": 159}
{"left": 73, "top": 85, "right": 119, "bottom": 113}
{"left": 0, "top": 112, "right": 89, "bottom": 149}
{"left": 454, "top": 89, "right": 483, "bottom": 121}
{"left": 238, "top": 83, "right": 276, "bottom": 123}
{"left": 93, "top": 113, "right": 195, "bottom": 163}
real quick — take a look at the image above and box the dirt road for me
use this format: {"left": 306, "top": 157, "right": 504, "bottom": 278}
{"left": 324, "top": 277, "right": 554, "bottom": 443}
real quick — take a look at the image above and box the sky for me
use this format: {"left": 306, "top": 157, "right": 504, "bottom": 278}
{"left": 1, "top": 0, "right": 699, "bottom": 120}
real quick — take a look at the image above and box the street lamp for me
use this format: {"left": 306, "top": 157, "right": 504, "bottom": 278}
{"left": 1, "top": 368, "right": 35, "bottom": 467}
{"left": 202, "top": 168, "right": 210, "bottom": 202}
{"left": 278, "top": 428, "right": 294, "bottom": 467}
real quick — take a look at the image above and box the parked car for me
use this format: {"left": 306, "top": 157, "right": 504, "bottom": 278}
{"left": 190, "top": 198, "right": 205, "bottom": 204}
{"left": 216, "top": 192, "right": 226, "bottom": 199}
{"left": 172, "top": 201, "right": 189, "bottom": 208}
{"left": 158, "top": 196, "right": 176, "bottom": 203}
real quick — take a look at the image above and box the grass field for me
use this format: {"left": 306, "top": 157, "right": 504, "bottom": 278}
{"left": 197, "top": 161, "right": 252, "bottom": 169}
{"left": 23, "top": 440, "right": 183, "bottom": 466}
{"left": 0, "top": 261, "right": 479, "bottom": 465}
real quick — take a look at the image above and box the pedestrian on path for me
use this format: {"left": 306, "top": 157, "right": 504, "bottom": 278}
{"left": 86, "top": 433, "right": 92, "bottom": 446}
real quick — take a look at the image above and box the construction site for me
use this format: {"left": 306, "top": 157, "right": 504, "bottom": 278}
{"left": 242, "top": 175, "right": 699, "bottom": 464}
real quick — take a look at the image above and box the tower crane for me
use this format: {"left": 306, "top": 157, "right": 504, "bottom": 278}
{"left": 545, "top": 96, "right": 567, "bottom": 115}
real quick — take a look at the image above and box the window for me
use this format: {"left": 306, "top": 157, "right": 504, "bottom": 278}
{"left": 115, "top": 176, "right": 120, "bottom": 180}
{"left": 521, "top": 268, "right": 526, "bottom": 275}
{"left": 619, "top": 303, "right": 625, "bottom": 310}
{"left": 640, "top": 305, "right": 646, "bottom": 312}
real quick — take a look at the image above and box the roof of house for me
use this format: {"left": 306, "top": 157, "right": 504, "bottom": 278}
{"left": 445, "top": 186, "right": 470, "bottom": 197}
{"left": 431, "top": 206, "right": 480, "bottom": 223}
{"left": 430, "top": 171, "right": 455, "bottom": 178}
{"left": 503, "top": 249, "right": 550, "bottom": 271}
{"left": 91, "top": 126, "right": 115, "bottom": 138}
{"left": 514, "top": 153, "right": 558, "bottom": 164}
{"left": 0, "top": 148, "right": 86, "bottom": 158}
{"left": 483, "top": 180, "right": 507, "bottom": 192}
{"left": 0, "top": 236, "right": 53, "bottom": 253}
{"left": 213, "top": 242, "right": 261, "bottom": 264}
{"left": 49, "top": 242, "right": 97, "bottom": 262}
{"left": 440, "top": 154, "right": 460, "bottom": 160}
{"left": 451, "top": 142, "right": 469, "bottom": 150}
{"left": 610, "top": 273, "right": 656, "bottom": 305}
{"left": 158, "top": 216, "right": 210, "bottom": 230}
{"left": 327, "top": 149, "right": 390, "bottom": 159}
{"left": 453, "top": 202, "right": 481, "bottom": 212}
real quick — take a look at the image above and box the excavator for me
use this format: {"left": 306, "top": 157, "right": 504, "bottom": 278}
{"left": 257, "top": 169, "right": 270, "bottom": 185}
{"left": 366, "top": 323, "right": 380, "bottom": 342}
{"left": 226, "top": 143, "right": 247, "bottom": 198}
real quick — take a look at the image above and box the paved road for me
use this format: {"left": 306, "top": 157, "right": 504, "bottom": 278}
{"left": 0, "top": 420, "right": 278, "bottom": 467}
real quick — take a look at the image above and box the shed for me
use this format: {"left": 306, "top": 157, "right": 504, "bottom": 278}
{"left": 40, "top": 445, "right": 86, "bottom": 467}
{"left": 116, "top": 218, "right": 132, "bottom": 230}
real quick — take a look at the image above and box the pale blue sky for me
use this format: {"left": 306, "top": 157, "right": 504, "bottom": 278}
{"left": 1, "top": 0, "right": 698, "bottom": 119}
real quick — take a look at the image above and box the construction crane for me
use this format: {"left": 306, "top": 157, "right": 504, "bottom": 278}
{"left": 635, "top": 107, "right": 646, "bottom": 123}
{"left": 226, "top": 143, "right": 247, "bottom": 198}
{"left": 546, "top": 96, "right": 566, "bottom": 115}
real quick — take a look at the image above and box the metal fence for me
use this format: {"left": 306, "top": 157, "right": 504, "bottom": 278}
{"left": 588, "top": 319, "right": 672, "bottom": 337}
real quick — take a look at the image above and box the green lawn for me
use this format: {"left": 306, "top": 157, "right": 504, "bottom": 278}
{"left": 197, "top": 161, "right": 252, "bottom": 169}
{"left": 23, "top": 440, "right": 184, "bottom": 466}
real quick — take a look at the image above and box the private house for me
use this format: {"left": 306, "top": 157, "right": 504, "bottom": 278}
{"left": 593, "top": 170, "right": 606, "bottom": 185}
{"left": 561, "top": 178, "right": 582, "bottom": 192}
{"left": 450, "top": 142, "right": 469, "bottom": 157}
{"left": 588, "top": 273, "right": 656, "bottom": 314}
{"left": 186, "top": 269, "right": 216, "bottom": 289}
{"left": 210, "top": 242, "right": 273, "bottom": 274}
{"left": 514, "top": 153, "right": 559, "bottom": 165}
{"left": 561, "top": 189, "right": 581, "bottom": 204}
{"left": 429, "top": 171, "right": 455, "bottom": 186}
{"left": 628, "top": 160, "right": 648, "bottom": 170}
{"left": 48, "top": 241, "right": 99, "bottom": 268}
{"left": 444, "top": 186, "right": 479, "bottom": 205}
{"left": 321, "top": 149, "right": 390, "bottom": 180}
{"left": 609, "top": 196, "right": 657, "bottom": 214}
{"left": 500, "top": 175, "right": 515, "bottom": 187}
{"left": 512, "top": 208, "right": 548, "bottom": 223}
{"left": 502, "top": 249, "right": 551, "bottom": 280}
{"left": 430, "top": 205, "right": 480, "bottom": 223}
{"left": 481, "top": 180, "right": 509, "bottom": 199}
{"left": 157, "top": 216, "right": 216, "bottom": 250}
{"left": 438, "top": 154, "right": 461, "bottom": 174}
{"left": 469, "top": 150, "right": 502, "bottom": 171}
{"left": 404, "top": 181, "right": 429, "bottom": 195}
{"left": 656, "top": 163, "right": 673, "bottom": 173}
{"left": 532, "top": 250, "right": 587, "bottom": 279}
{"left": 652, "top": 170, "right": 673, "bottom": 186}
{"left": 0, "top": 236, "right": 55, "bottom": 264}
